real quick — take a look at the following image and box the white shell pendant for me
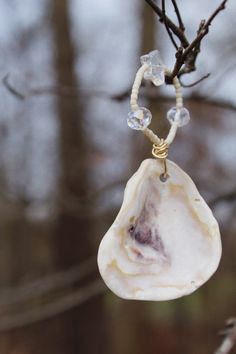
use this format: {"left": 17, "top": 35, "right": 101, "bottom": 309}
{"left": 97, "top": 159, "right": 221, "bottom": 301}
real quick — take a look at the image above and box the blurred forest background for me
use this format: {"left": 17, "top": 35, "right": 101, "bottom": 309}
{"left": 0, "top": 0, "right": 235, "bottom": 353}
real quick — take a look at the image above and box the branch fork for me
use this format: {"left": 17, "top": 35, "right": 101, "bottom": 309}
{"left": 145, "top": 0, "right": 228, "bottom": 86}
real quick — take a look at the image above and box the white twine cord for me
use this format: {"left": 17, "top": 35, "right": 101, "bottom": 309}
{"left": 130, "top": 63, "right": 149, "bottom": 112}
{"left": 129, "top": 64, "right": 183, "bottom": 146}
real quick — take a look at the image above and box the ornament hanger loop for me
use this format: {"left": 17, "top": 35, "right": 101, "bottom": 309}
{"left": 98, "top": 50, "right": 222, "bottom": 303}
{"left": 127, "top": 50, "right": 190, "bottom": 147}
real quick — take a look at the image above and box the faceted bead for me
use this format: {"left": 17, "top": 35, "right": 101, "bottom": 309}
{"left": 166, "top": 107, "right": 190, "bottom": 127}
{"left": 140, "top": 50, "right": 165, "bottom": 86}
{"left": 127, "top": 107, "right": 152, "bottom": 130}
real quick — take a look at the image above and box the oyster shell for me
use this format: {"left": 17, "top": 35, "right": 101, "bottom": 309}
{"left": 97, "top": 159, "right": 221, "bottom": 301}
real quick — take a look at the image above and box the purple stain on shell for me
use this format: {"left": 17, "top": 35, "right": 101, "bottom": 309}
{"left": 127, "top": 201, "right": 167, "bottom": 258}
{"left": 134, "top": 229, "right": 152, "bottom": 245}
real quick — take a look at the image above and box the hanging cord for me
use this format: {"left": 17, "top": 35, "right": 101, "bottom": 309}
{"left": 130, "top": 64, "right": 183, "bottom": 146}
{"left": 129, "top": 61, "right": 185, "bottom": 179}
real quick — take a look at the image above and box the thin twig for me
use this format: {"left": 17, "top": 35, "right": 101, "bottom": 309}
{"left": 3, "top": 75, "right": 236, "bottom": 113}
{"left": 181, "top": 0, "right": 228, "bottom": 63}
{"left": 179, "top": 73, "right": 210, "bottom": 88}
{"left": 161, "top": 0, "right": 178, "bottom": 49}
{"left": 145, "top": 0, "right": 228, "bottom": 83}
{"left": 145, "top": 0, "right": 189, "bottom": 47}
{"left": 171, "top": 0, "right": 185, "bottom": 31}
{"left": 179, "top": 20, "right": 205, "bottom": 77}
{"left": 2, "top": 74, "right": 81, "bottom": 100}
{"left": 2, "top": 74, "right": 26, "bottom": 99}
{"left": 205, "top": 0, "right": 227, "bottom": 32}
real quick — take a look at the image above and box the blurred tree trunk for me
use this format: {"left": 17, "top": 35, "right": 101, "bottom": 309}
{"left": 50, "top": 1, "right": 108, "bottom": 354}
{"left": 109, "top": 4, "right": 157, "bottom": 354}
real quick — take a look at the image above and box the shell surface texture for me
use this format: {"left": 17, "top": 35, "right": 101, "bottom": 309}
{"left": 97, "top": 159, "right": 221, "bottom": 301}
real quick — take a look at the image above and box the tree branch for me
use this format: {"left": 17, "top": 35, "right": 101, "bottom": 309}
{"left": 181, "top": 0, "right": 227, "bottom": 63}
{"left": 171, "top": 0, "right": 185, "bottom": 31}
{"left": 4, "top": 75, "right": 236, "bottom": 114}
{"left": 145, "top": 0, "right": 228, "bottom": 84}
{"left": 179, "top": 73, "right": 210, "bottom": 88}
{"left": 2, "top": 74, "right": 81, "bottom": 99}
{"left": 145, "top": 0, "right": 189, "bottom": 47}
{"left": 2, "top": 74, "right": 26, "bottom": 99}
{"left": 161, "top": 0, "right": 178, "bottom": 49}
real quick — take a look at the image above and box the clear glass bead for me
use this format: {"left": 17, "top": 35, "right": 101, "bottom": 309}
{"left": 166, "top": 106, "right": 190, "bottom": 127}
{"left": 140, "top": 50, "right": 163, "bottom": 66}
{"left": 127, "top": 107, "right": 152, "bottom": 130}
{"left": 140, "top": 50, "right": 165, "bottom": 86}
{"left": 144, "top": 66, "right": 165, "bottom": 86}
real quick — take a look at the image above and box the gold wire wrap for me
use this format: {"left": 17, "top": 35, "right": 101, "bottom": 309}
{"left": 152, "top": 139, "right": 169, "bottom": 159}
{"left": 152, "top": 139, "right": 169, "bottom": 179}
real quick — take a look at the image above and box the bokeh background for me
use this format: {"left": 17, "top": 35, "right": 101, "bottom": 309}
{"left": 0, "top": 0, "right": 235, "bottom": 353}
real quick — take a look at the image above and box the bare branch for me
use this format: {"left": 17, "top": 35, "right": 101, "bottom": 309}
{"left": 178, "top": 0, "right": 228, "bottom": 73}
{"left": 145, "top": 0, "right": 189, "bottom": 47}
{"left": 179, "top": 20, "right": 205, "bottom": 77}
{"left": 171, "top": 0, "right": 185, "bottom": 31}
{"left": 2, "top": 74, "right": 81, "bottom": 100}
{"left": 188, "top": 94, "right": 236, "bottom": 112}
{"left": 2, "top": 74, "right": 26, "bottom": 100}
{"left": 205, "top": 0, "right": 227, "bottom": 32}
{"left": 179, "top": 73, "right": 210, "bottom": 88}
{"left": 161, "top": 0, "right": 179, "bottom": 49}
{"left": 4, "top": 76, "right": 236, "bottom": 114}
{"left": 145, "top": 0, "right": 228, "bottom": 84}
{"left": 182, "top": 1, "right": 227, "bottom": 63}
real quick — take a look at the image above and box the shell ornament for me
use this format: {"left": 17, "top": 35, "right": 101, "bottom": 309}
{"left": 97, "top": 159, "right": 221, "bottom": 301}
{"left": 97, "top": 50, "right": 221, "bottom": 301}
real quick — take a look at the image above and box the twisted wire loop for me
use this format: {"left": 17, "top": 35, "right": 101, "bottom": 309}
{"left": 152, "top": 139, "right": 169, "bottom": 159}
{"left": 151, "top": 139, "right": 169, "bottom": 181}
